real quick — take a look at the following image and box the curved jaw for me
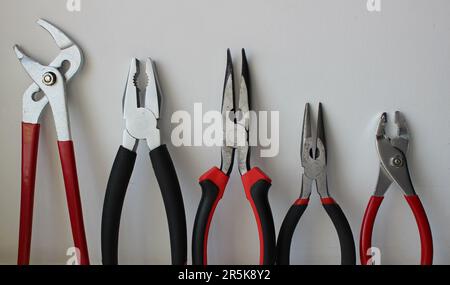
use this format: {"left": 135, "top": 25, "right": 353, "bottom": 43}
{"left": 15, "top": 19, "right": 83, "bottom": 83}
{"left": 376, "top": 112, "right": 410, "bottom": 157}
{"left": 375, "top": 112, "right": 415, "bottom": 196}
{"left": 15, "top": 19, "right": 83, "bottom": 124}
{"left": 36, "top": 19, "right": 83, "bottom": 80}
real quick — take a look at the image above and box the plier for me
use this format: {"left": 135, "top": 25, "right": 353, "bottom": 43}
{"left": 101, "top": 58, "right": 187, "bottom": 265}
{"left": 192, "top": 49, "right": 276, "bottom": 265}
{"left": 276, "top": 103, "right": 356, "bottom": 265}
{"left": 360, "top": 112, "right": 433, "bottom": 265}
{"left": 14, "top": 20, "right": 88, "bottom": 265}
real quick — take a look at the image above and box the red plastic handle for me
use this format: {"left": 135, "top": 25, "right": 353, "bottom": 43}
{"left": 405, "top": 195, "right": 433, "bottom": 265}
{"left": 242, "top": 167, "right": 275, "bottom": 265}
{"left": 360, "top": 196, "right": 383, "bottom": 265}
{"left": 18, "top": 123, "right": 40, "bottom": 265}
{"left": 360, "top": 195, "right": 433, "bottom": 265}
{"left": 197, "top": 167, "right": 229, "bottom": 264}
{"left": 57, "top": 141, "right": 90, "bottom": 265}
{"left": 199, "top": 167, "right": 229, "bottom": 198}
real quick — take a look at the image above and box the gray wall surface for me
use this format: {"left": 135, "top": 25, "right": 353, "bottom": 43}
{"left": 1, "top": 0, "right": 449, "bottom": 264}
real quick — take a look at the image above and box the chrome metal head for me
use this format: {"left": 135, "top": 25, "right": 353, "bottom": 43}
{"left": 301, "top": 103, "right": 327, "bottom": 173}
{"left": 220, "top": 50, "right": 236, "bottom": 176}
{"left": 374, "top": 112, "right": 415, "bottom": 197}
{"left": 220, "top": 49, "right": 251, "bottom": 176}
{"left": 15, "top": 19, "right": 83, "bottom": 125}
{"left": 376, "top": 111, "right": 410, "bottom": 156}
{"left": 122, "top": 58, "right": 162, "bottom": 152}
{"left": 299, "top": 103, "right": 329, "bottom": 199}
{"left": 36, "top": 19, "right": 83, "bottom": 80}
{"left": 123, "top": 58, "right": 140, "bottom": 121}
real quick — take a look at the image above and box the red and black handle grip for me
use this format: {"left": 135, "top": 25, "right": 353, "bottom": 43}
{"left": 192, "top": 167, "right": 229, "bottom": 265}
{"left": 242, "top": 167, "right": 276, "bottom": 265}
{"left": 277, "top": 198, "right": 356, "bottom": 265}
{"left": 276, "top": 199, "right": 308, "bottom": 265}
{"left": 360, "top": 195, "right": 433, "bottom": 265}
{"left": 101, "top": 145, "right": 187, "bottom": 265}
{"left": 192, "top": 167, "right": 276, "bottom": 265}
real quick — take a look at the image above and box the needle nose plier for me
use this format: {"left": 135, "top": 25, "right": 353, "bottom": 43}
{"left": 192, "top": 49, "right": 276, "bottom": 265}
{"left": 14, "top": 20, "right": 88, "bottom": 265}
{"left": 101, "top": 58, "right": 187, "bottom": 265}
{"left": 360, "top": 112, "right": 433, "bottom": 265}
{"left": 276, "top": 103, "right": 356, "bottom": 265}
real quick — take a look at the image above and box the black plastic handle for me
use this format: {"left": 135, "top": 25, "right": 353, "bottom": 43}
{"left": 150, "top": 144, "right": 187, "bottom": 265}
{"left": 248, "top": 180, "right": 277, "bottom": 265}
{"left": 101, "top": 146, "right": 136, "bottom": 265}
{"left": 276, "top": 198, "right": 355, "bottom": 265}
{"left": 192, "top": 180, "right": 221, "bottom": 265}
{"left": 192, "top": 167, "right": 228, "bottom": 265}
{"left": 276, "top": 203, "right": 308, "bottom": 265}
{"left": 322, "top": 201, "right": 356, "bottom": 265}
{"left": 192, "top": 180, "right": 219, "bottom": 265}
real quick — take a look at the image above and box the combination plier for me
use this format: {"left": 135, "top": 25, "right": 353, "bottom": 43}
{"left": 101, "top": 58, "right": 187, "bottom": 265}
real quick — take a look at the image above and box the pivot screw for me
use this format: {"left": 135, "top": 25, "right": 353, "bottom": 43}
{"left": 391, "top": 155, "right": 404, "bottom": 167}
{"left": 42, "top": 72, "right": 56, "bottom": 86}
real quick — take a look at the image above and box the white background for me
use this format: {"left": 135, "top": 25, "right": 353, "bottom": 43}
{"left": 1, "top": 0, "right": 450, "bottom": 265}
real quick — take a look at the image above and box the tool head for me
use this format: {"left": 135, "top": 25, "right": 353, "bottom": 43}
{"left": 374, "top": 112, "right": 415, "bottom": 196}
{"left": 220, "top": 49, "right": 252, "bottom": 175}
{"left": 300, "top": 103, "right": 327, "bottom": 168}
{"left": 220, "top": 49, "right": 236, "bottom": 175}
{"left": 122, "top": 58, "right": 161, "bottom": 152}
{"left": 37, "top": 19, "right": 83, "bottom": 80}
{"left": 15, "top": 19, "right": 83, "bottom": 86}
{"left": 376, "top": 111, "right": 410, "bottom": 155}
{"left": 15, "top": 19, "right": 83, "bottom": 125}
{"left": 299, "top": 103, "right": 329, "bottom": 199}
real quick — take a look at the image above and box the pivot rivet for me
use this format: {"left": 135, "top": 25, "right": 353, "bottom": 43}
{"left": 391, "top": 155, "right": 403, "bottom": 167}
{"left": 42, "top": 72, "right": 56, "bottom": 86}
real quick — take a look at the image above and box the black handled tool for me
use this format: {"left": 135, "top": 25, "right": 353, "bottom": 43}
{"left": 276, "top": 103, "right": 355, "bottom": 265}
{"left": 101, "top": 58, "right": 187, "bottom": 265}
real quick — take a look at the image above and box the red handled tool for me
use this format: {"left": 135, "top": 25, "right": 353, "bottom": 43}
{"left": 15, "top": 20, "right": 88, "bottom": 265}
{"left": 360, "top": 112, "right": 433, "bottom": 265}
{"left": 192, "top": 49, "right": 276, "bottom": 265}
{"left": 276, "top": 103, "right": 356, "bottom": 265}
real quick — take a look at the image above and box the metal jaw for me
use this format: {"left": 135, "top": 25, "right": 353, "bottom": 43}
{"left": 220, "top": 49, "right": 251, "bottom": 176}
{"left": 14, "top": 19, "right": 83, "bottom": 141}
{"left": 299, "top": 103, "right": 330, "bottom": 199}
{"left": 374, "top": 112, "right": 416, "bottom": 197}
{"left": 122, "top": 58, "right": 162, "bottom": 152}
